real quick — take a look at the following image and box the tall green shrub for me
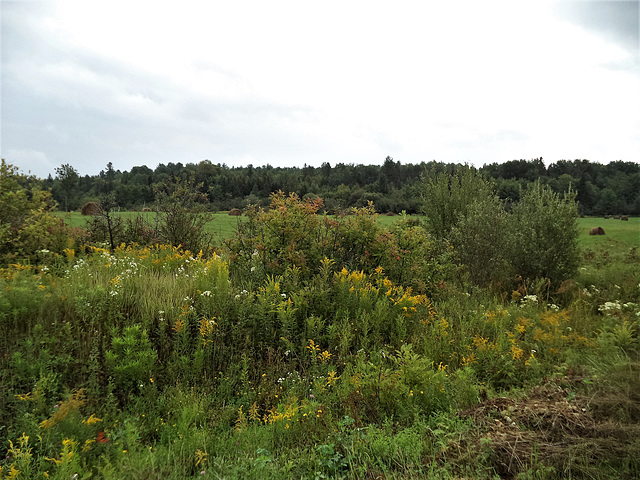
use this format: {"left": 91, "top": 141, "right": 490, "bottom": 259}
{"left": 450, "top": 196, "right": 513, "bottom": 288}
{"left": 0, "top": 159, "right": 74, "bottom": 265}
{"left": 154, "top": 175, "right": 213, "bottom": 253}
{"left": 509, "top": 181, "right": 580, "bottom": 289}
{"left": 420, "top": 165, "right": 494, "bottom": 239}
{"left": 421, "top": 170, "right": 580, "bottom": 291}
{"left": 226, "top": 192, "right": 454, "bottom": 293}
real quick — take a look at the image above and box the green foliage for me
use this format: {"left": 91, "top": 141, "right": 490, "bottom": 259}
{"left": 1, "top": 188, "right": 638, "bottom": 478}
{"left": 53, "top": 163, "right": 80, "bottom": 211}
{"left": 420, "top": 165, "right": 495, "bottom": 239}
{"left": 0, "top": 159, "right": 75, "bottom": 266}
{"left": 510, "top": 181, "right": 580, "bottom": 289}
{"left": 227, "top": 192, "right": 453, "bottom": 296}
{"left": 227, "top": 191, "right": 325, "bottom": 281}
{"left": 423, "top": 172, "right": 580, "bottom": 290}
{"left": 37, "top": 157, "right": 640, "bottom": 217}
{"left": 105, "top": 325, "right": 157, "bottom": 395}
{"left": 154, "top": 175, "right": 213, "bottom": 253}
{"left": 450, "top": 195, "right": 513, "bottom": 288}
{"left": 84, "top": 194, "right": 125, "bottom": 251}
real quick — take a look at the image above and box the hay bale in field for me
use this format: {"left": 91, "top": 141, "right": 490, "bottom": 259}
{"left": 81, "top": 202, "right": 102, "bottom": 216}
{"left": 386, "top": 211, "right": 396, "bottom": 216}
{"left": 589, "top": 227, "right": 605, "bottom": 236}
{"left": 613, "top": 215, "right": 621, "bottom": 219}
{"left": 142, "top": 207, "right": 152, "bottom": 212}
{"left": 621, "top": 216, "right": 629, "bottom": 221}
{"left": 604, "top": 215, "right": 611, "bottom": 219}
{"left": 228, "top": 208, "right": 242, "bottom": 216}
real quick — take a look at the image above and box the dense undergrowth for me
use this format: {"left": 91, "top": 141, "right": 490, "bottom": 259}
{"left": 1, "top": 166, "right": 639, "bottom": 479}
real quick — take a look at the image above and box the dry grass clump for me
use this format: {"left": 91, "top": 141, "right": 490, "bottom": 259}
{"left": 457, "top": 377, "right": 640, "bottom": 478}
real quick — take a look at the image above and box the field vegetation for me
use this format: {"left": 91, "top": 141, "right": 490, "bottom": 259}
{"left": 1, "top": 159, "right": 639, "bottom": 479}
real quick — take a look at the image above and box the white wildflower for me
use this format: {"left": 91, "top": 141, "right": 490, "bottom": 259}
{"left": 599, "top": 301, "right": 622, "bottom": 313}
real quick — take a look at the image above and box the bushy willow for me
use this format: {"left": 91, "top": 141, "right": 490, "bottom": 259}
{"left": 421, "top": 167, "right": 580, "bottom": 291}
{"left": 420, "top": 165, "right": 495, "bottom": 239}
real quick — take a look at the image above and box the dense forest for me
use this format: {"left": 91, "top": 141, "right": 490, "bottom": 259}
{"left": 44, "top": 157, "right": 639, "bottom": 215}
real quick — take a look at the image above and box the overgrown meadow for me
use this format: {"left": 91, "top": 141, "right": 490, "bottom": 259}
{"left": 1, "top": 163, "right": 639, "bottom": 479}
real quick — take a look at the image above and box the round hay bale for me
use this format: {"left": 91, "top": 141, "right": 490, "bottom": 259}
{"left": 603, "top": 215, "right": 611, "bottom": 219}
{"left": 386, "top": 211, "right": 396, "bottom": 216}
{"left": 613, "top": 215, "right": 621, "bottom": 219}
{"left": 589, "top": 227, "right": 605, "bottom": 236}
{"left": 621, "top": 216, "right": 629, "bottom": 221}
{"left": 228, "top": 208, "right": 242, "bottom": 216}
{"left": 81, "top": 202, "right": 102, "bottom": 216}
{"left": 142, "top": 207, "right": 152, "bottom": 212}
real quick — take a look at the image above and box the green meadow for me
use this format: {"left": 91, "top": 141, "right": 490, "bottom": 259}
{"left": 56, "top": 210, "right": 639, "bottom": 250}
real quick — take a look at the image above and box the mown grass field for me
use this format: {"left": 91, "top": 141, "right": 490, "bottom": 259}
{"left": 578, "top": 216, "right": 639, "bottom": 250}
{"left": 56, "top": 211, "right": 639, "bottom": 250}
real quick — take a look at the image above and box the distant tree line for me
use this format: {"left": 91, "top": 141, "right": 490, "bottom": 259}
{"left": 43, "top": 157, "right": 639, "bottom": 216}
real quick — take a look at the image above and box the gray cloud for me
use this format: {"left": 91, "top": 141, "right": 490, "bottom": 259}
{"left": 554, "top": 1, "right": 639, "bottom": 53}
{"left": 1, "top": 1, "right": 328, "bottom": 176}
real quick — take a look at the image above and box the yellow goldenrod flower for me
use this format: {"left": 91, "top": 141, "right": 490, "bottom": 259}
{"left": 82, "top": 413, "right": 102, "bottom": 425}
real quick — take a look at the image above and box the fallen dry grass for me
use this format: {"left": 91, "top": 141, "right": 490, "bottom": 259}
{"left": 454, "top": 364, "right": 640, "bottom": 478}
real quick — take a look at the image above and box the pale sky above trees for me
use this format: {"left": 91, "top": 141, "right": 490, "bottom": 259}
{"left": 2, "top": 0, "right": 639, "bottom": 178}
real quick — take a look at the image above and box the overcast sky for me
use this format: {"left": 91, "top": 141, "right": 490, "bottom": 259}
{"left": 2, "top": 0, "right": 639, "bottom": 178}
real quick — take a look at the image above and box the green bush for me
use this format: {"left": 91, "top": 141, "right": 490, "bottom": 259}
{"left": 420, "top": 165, "right": 494, "bottom": 239}
{"left": 509, "top": 181, "right": 580, "bottom": 289}
{"left": 421, "top": 171, "right": 580, "bottom": 291}
{"left": 0, "top": 159, "right": 76, "bottom": 266}
{"left": 154, "top": 175, "right": 213, "bottom": 253}
{"left": 227, "top": 192, "right": 453, "bottom": 296}
{"left": 450, "top": 195, "right": 513, "bottom": 288}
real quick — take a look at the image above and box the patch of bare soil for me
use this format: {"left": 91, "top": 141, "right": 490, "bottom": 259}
{"left": 456, "top": 376, "right": 640, "bottom": 479}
